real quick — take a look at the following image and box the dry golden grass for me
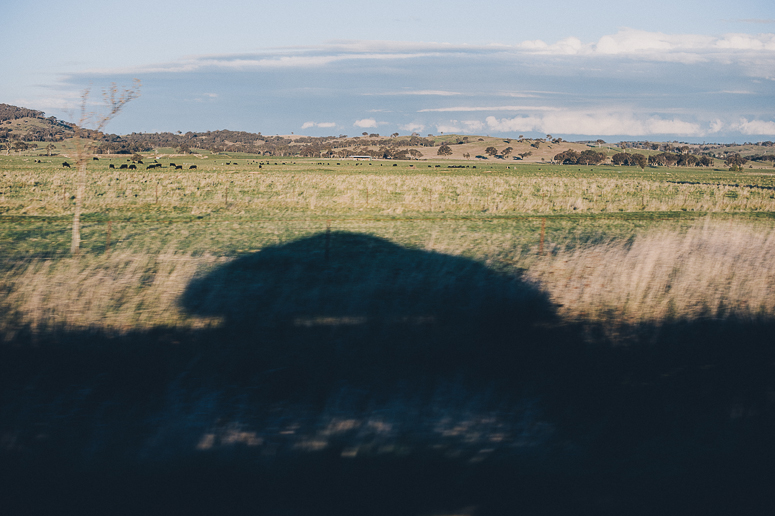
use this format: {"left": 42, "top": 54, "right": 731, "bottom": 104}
{"left": 2, "top": 220, "right": 773, "bottom": 340}
{"left": 0, "top": 251, "right": 223, "bottom": 339}
{"left": 525, "top": 219, "right": 775, "bottom": 326}
{"left": 4, "top": 167, "right": 775, "bottom": 217}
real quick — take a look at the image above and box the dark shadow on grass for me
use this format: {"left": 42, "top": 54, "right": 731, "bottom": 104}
{"left": 1, "top": 232, "right": 775, "bottom": 515}
{"left": 180, "top": 232, "right": 556, "bottom": 392}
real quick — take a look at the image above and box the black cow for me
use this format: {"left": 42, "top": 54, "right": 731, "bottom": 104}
{"left": 62, "top": 162, "right": 70, "bottom": 168}
{"left": 119, "top": 164, "right": 128, "bottom": 169}
{"left": 169, "top": 163, "right": 176, "bottom": 168}
{"left": 109, "top": 164, "right": 115, "bottom": 169}
{"left": 93, "top": 157, "right": 99, "bottom": 160}
{"left": 175, "top": 165, "right": 183, "bottom": 170}
{"left": 189, "top": 165, "right": 197, "bottom": 170}
{"left": 128, "top": 164, "right": 137, "bottom": 170}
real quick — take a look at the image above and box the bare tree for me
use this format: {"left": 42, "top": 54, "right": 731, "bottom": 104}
{"left": 70, "top": 80, "right": 141, "bottom": 254}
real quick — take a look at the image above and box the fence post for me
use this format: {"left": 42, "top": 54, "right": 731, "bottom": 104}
{"left": 539, "top": 218, "right": 546, "bottom": 256}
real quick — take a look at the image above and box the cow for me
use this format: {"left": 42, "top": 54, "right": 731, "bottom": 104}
{"left": 137, "top": 160, "right": 143, "bottom": 164}
{"left": 128, "top": 164, "right": 137, "bottom": 170}
{"left": 175, "top": 165, "right": 183, "bottom": 170}
{"left": 62, "top": 162, "right": 70, "bottom": 168}
{"left": 169, "top": 163, "right": 176, "bottom": 168}
{"left": 109, "top": 164, "right": 115, "bottom": 169}
{"left": 119, "top": 164, "right": 128, "bottom": 169}
{"left": 93, "top": 157, "right": 99, "bottom": 160}
{"left": 189, "top": 165, "right": 197, "bottom": 170}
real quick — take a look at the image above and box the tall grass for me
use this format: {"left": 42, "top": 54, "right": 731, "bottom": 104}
{"left": 0, "top": 251, "right": 223, "bottom": 339}
{"left": 525, "top": 219, "right": 775, "bottom": 327}
{"left": 3, "top": 167, "right": 775, "bottom": 217}
{"left": 2, "top": 219, "right": 773, "bottom": 341}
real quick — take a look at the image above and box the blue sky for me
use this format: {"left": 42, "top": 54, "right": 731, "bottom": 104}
{"left": 3, "top": 0, "right": 775, "bottom": 142}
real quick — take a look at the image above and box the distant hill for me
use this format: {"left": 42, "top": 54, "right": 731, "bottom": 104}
{"left": 1, "top": 103, "right": 774, "bottom": 161}
{"left": 0, "top": 103, "right": 74, "bottom": 142}
{"left": 0, "top": 103, "right": 45, "bottom": 122}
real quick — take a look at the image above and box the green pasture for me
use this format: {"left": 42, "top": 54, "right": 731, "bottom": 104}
{"left": 1, "top": 154, "right": 774, "bottom": 259}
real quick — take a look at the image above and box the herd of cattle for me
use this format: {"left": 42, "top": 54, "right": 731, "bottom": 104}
{"left": 61, "top": 161, "right": 197, "bottom": 170}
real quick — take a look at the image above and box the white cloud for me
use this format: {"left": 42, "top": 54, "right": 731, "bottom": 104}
{"left": 15, "top": 94, "right": 81, "bottom": 111}
{"left": 400, "top": 122, "right": 425, "bottom": 132}
{"left": 75, "top": 30, "right": 775, "bottom": 79}
{"left": 354, "top": 118, "right": 378, "bottom": 128}
{"left": 498, "top": 92, "right": 541, "bottom": 98}
{"left": 716, "top": 34, "right": 775, "bottom": 51}
{"left": 513, "top": 28, "right": 775, "bottom": 66}
{"left": 419, "top": 105, "right": 559, "bottom": 112}
{"left": 485, "top": 112, "right": 705, "bottom": 136}
{"left": 710, "top": 119, "right": 725, "bottom": 133}
{"left": 366, "top": 90, "right": 461, "bottom": 96}
{"left": 551, "top": 37, "right": 584, "bottom": 55}
{"left": 435, "top": 122, "right": 462, "bottom": 133}
{"left": 302, "top": 121, "right": 336, "bottom": 129}
{"left": 433, "top": 120, "right": 484, "bottom": 134}
{"left": 732, "top": 118, "right": 775, "bottom": 135}
{"left": 461, "top": 120, "right": 484, "bottom": 132}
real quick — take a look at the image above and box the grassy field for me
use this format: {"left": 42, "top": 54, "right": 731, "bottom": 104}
{"left": 2, "top": 152, "right": 775, "bottom": 514}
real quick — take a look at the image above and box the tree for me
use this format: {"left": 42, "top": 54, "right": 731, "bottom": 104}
{"left": 70, "top": 80, "right": 141, "bottom": 254}
{"left": 554, "top": 149, "right": 579, "bottom": 164}
{"left": 463, "top": 152, "right": 470, "bottom": 160}
{"left": 484, "top": 146, "right": 498, "bottom": 157}
{"left": 631, "top": 153, "right": 647, "bottom": 171}
{"left": 46, "top": 143, "right": 55, "bottom": 156}
{"left": 518, "top": 151, "right": 532, "bottom": 160}
{"left": 611, "top": 153, "right": 629, "bottom": 165}
{"left": 578, "top": 149, "right": 606, "bottom": 165}
{"left": 437, "top": 144, "right": 453, "bottom": 156}
{"left": 725, "top": 153, "right": 747, "bottom": 171}
{"left": 12, "top": 141, "right": 29, "bottom": 154}
{"left": 501, "top": 147, "right": 513, "bottom": 158}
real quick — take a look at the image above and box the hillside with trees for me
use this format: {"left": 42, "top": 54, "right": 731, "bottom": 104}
{"left": 1, "top": 104, "right": 774, "bottom": 164}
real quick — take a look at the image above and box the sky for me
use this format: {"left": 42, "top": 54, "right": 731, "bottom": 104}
{"left": 3, "top": 0, "right": 775, "bottom": 142}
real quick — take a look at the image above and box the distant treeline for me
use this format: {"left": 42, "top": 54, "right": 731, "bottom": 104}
{"left": 0, "top": 104, "right": 75, "bottom": 143}
{"left": 1, "top": 103, "right": 774, "bottom": 157}
{"left": 0, "top": 104, "right": 45, "bottom": 122}
{"left": 114, "top": 131, "right": 437, "bottom": 158}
